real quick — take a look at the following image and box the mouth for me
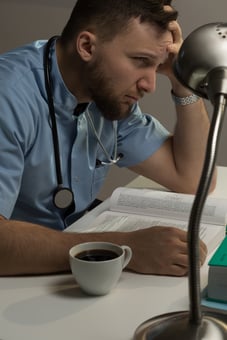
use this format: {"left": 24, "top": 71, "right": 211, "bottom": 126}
{"left": 125, "top": 95, "right": 140, "bottom": 103}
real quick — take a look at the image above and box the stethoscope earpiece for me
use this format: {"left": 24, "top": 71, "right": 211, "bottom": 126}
{"left": 53, "top": 186, "right": 74, "bottom": 210}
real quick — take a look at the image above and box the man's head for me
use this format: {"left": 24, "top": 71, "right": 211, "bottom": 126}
{"left": 59, "top": 0, "right": 178, "bottom": 120}
{"left": 61, "top": 0, "right": 177, "bottom": 46}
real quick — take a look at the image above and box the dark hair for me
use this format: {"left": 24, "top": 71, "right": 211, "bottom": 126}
{"left": 60, "top": 0, "right": 178, "bottom": 45}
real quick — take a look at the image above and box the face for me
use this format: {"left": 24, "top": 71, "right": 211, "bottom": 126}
{"left": 83, "top": 18, "right": 173, "bottom": 120}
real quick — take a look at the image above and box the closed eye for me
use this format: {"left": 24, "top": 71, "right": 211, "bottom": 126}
{"left": 132, "top": 56, "right": 155, "bottom": 68}
{"left": 132, "top": 56, "right": 157, "bottom": 67}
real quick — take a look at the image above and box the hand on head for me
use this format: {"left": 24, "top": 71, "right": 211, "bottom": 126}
{"left": 157, "top": 6, "right": 183, "bottom": 78}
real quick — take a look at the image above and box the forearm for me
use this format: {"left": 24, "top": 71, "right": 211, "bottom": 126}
{"left": 173, "top": 99, "right": 209, "bottom": 183}
{"left": 0, "top": 219, "right": 77, "bottom": 275}
{"left": 155, "top": 18, "right": 217, "bottom": 193}
{"left": 0, "top": 218, "right": 125, "bottom": 276}
{"left": 171, "top": 81, "right": 217, "bottom": 193}
{"left": 0, "top": 217, "right": 207, "bottom": 277}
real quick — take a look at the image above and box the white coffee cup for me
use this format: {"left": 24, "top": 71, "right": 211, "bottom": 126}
{"left": 69, "top": 242, "right": 132, "bottom": 296}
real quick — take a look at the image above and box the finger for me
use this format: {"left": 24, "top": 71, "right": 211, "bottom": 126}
{"left": 199, "top": 243, "right": 208, "bottom": 265}
{"left": 176, "top": 242, "right": 207, "bottom": 266}
{"left": 168, "top": 21, "right": 182, "bottom": 43}
{"left": 168, "top": 227, "right": 188, "bottom": 243}
{"left": 163, "top": 5, "right": 173, "bottom": 12}
{"left": 171, "top": 244, "right": 208, "bottom": 276}
{"left": 173, "top": 253, "right": 189, "bottom": 267}
{"left": 170, "top": 264, "right": 188, "bottom": 276}
{"left": 177, "top": 238, "right": 208, "bottom": 263}
{"left": 200, "top": 240, "right": 208, "bottom": 254}
{"left": 177, "top": 230, "right": 188, "bottom": 243}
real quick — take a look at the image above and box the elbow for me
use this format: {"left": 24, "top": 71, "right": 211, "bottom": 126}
{"left": 175, "top": 166, "right": 218, "bottom": 196}
{"left": 185, "top": 166, "right": 218, "bottom": 195}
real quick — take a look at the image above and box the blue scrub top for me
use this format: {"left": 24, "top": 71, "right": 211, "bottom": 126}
{"left": 0, "top": 39, "right": 170, "bottom": 230}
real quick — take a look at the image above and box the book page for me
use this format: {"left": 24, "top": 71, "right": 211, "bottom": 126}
{"left": 109, "top": 187, "right": 227, "bottom": 225}
{"left": 81, "top": 211, "right": 226, "bottom": 254}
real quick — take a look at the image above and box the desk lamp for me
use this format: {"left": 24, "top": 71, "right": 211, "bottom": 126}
{"left": 134, "top": 23, "right": 227, "bottom": 339}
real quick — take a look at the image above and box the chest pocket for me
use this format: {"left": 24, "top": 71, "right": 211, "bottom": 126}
{"left": 91, "top": 156, "right": 110, "bottom": 200}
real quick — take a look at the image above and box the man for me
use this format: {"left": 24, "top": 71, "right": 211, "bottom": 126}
{"left": 0, "top": 0, "right": 213, "bottom": 276}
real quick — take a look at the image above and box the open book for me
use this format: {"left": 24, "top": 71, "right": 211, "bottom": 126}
{"left": 70, "top": 187, "right": 227, "bottom": 255}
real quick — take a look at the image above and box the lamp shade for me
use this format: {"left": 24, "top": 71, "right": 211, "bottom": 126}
{"left": 174, "top": 22, "right": 227, "bottom": 100}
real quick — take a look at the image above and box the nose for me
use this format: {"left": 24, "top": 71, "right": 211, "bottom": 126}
{"left": 137, "top": 70, "right": 156, "bottom": 94}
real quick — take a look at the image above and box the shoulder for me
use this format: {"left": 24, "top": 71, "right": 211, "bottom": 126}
{"left": 0, "top": 40, "right": 46, "bottom": 88}
{"left": 0, "top": 41, "right": 49, "bottom": 147}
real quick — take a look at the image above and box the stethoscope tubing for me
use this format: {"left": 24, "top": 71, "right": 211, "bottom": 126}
{"left": 85, "top": 105, "right": 119, "bottom": 165}
{"left": 44, "top": 36, "right": 63, "bottom": 186}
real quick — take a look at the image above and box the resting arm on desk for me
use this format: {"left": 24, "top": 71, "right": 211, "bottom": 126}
{"left": 0, "top": 215, "right": 207, "bottom": 277}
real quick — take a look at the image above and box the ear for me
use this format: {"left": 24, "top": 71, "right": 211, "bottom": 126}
{"left": 76, "top": 31, "right": 97, "bottom": 61}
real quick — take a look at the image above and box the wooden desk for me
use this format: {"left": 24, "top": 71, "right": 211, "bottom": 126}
{"left": 0, "top": 167, "right": 226, "bottom": 340}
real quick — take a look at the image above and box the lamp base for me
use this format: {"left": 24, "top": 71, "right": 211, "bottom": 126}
{"left": 134, "top": 311, "right": 227, "bottom": 339}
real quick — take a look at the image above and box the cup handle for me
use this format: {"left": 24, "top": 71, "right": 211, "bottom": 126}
{"left": 121, "top": 245, "right": 132, "bottom": 269}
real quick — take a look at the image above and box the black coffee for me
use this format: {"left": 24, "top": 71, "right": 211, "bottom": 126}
{"left": 75, "top": 249, "right": 119, "bottom": 262}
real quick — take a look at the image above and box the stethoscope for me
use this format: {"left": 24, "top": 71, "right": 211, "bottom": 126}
{"left": 44, "top": 36, "right": 123, "bottom": 211}
{"left": 85, "top": 109, "right": 123, "bottom": 167}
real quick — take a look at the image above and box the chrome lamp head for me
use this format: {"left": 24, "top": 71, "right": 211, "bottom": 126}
{"left": 174, "top": 22, "right": 227, "bottom": 102}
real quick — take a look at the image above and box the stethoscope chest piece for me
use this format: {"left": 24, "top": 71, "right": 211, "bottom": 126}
{"left": 53, "top": 186, "right": 74, "bottom": 210}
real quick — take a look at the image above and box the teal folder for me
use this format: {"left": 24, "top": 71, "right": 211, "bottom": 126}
{"left": 208, "top": 236, "right": 227, "bottom": 267}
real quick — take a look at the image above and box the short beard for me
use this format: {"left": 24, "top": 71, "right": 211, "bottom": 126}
{"left": 86, "top": 59, "right": 132, "bottom": 121}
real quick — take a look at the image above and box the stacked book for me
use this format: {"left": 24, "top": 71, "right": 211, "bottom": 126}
{"left": 207, "top": 236, "right": 227, "bottom": 303}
